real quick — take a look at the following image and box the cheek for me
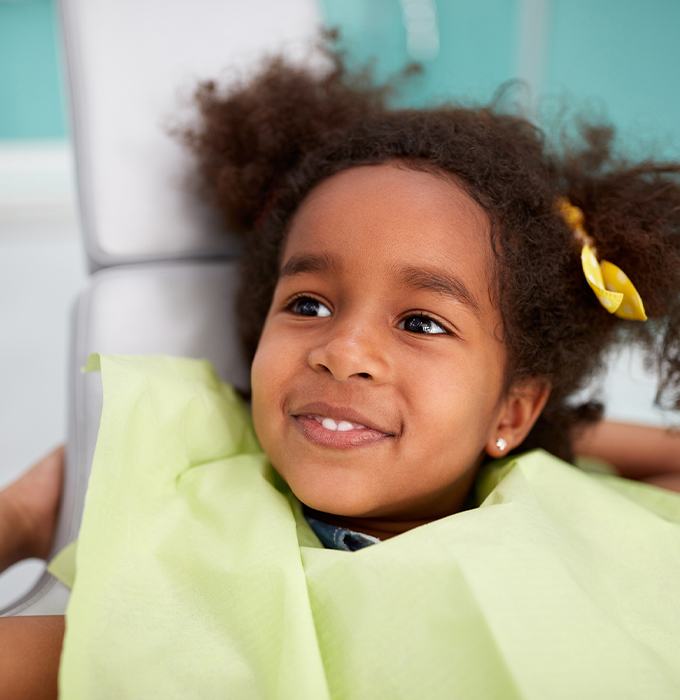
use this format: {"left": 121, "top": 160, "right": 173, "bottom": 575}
{"left": 251, "top": 328, "right": 280, "bottom": 404}
{"left": 249, "top": 324, "right": 298, "bottom": 440}
{"left": 403, "top": 345, "right": 503, "bottom": 438}
{"left": 251, "top": 320, "right": 286, "bottom": 386}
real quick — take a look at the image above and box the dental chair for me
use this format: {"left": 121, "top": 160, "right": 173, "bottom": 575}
{"left": 1, "top": 0, "right": 321, "bottom": 617}
{"left": 1, "top": 0, "right": 665, "bottom": 619}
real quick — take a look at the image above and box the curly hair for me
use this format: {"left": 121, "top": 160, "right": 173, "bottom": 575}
{"left": 183, "top": 42, "right": 680, "bottom": 462}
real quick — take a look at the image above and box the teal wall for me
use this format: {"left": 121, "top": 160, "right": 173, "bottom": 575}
{"left": 0, "top": 0, "right": 66, "bottom": 139}
{"left": 544, "top": 0, "right": 680, "bottom": 152}
{"left": 1, "top": 0, "right": 679, "bottom": 155}
{"left": 321, "top": 0, "right": 680, "bottom": 154}
{"left": 321, "top": 0, "right": 520, "bottom": 106}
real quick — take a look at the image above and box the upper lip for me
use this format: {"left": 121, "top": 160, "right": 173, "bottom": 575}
{"left": 291, "top": 401, "right": 397, "bottom": 436}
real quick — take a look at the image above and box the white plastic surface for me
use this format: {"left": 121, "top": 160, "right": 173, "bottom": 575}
{"left": 2, "top": 261, "right": 249, "bottom": 615}
{"left": 60, "top": 0, "right": 321, "bottom": 267}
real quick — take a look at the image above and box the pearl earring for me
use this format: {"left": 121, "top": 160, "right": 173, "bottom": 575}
{"left": 495, "top": 437, "right": 508, "bottom": 452}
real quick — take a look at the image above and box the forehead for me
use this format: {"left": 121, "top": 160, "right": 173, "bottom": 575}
{"left": 282, "top": 163, "right": 495, "bottom": 312}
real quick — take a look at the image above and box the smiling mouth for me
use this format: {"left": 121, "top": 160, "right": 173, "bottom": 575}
{"left": 292, "top": 414, "right": 395, "bottom": 449}
{"left": 309, "top": 415, "right": 369, "bottom": 431}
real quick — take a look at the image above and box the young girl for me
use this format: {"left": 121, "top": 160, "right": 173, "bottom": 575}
{"left": 2, "top": 44, "right": 680, "bottom": 698}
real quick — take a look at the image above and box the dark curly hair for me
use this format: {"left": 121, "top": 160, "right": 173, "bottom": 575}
{"left": 183, "top": 41, "right": 680, "bottom": 462}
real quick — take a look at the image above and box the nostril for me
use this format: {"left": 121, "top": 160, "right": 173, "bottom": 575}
{"left": 308, "top": 349, "right": 378, "bottom": 381}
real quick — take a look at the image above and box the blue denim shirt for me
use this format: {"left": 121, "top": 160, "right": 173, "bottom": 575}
{"left": 304, "top": 514, "right": 381, "bottom": 551}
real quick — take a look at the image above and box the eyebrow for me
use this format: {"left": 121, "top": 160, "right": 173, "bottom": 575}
{"left": 279, "top": 252, "right": 480, "bottom": 316}
{"left": 279, "top": 253, "right": 339, "bottom": 279}
{"left": 397, "top": 264, "right": 481, "bottom": 316}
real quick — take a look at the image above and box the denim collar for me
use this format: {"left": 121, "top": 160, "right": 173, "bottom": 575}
{"left": 304, "top": 514, "right": 381, "bottom": 551}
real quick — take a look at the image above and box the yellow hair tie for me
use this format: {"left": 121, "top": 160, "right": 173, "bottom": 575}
{"left": 557, "top": 197, "right": 647, "bottom": 321}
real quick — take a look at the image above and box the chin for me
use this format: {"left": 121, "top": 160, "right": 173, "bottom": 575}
{"left": 286, "top": 475, "right": 378, "bottom": 517}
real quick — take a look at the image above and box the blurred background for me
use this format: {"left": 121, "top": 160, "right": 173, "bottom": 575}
{"left": 1, "top": 0, "right": 679, "bottom": 601}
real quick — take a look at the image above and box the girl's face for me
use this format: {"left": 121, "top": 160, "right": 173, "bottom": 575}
{"left": 251, "top": 163, "right": 520, "bottom": 523}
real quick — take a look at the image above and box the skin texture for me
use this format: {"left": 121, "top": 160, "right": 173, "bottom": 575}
{"left": 0, "top": 449, "right": 65, "bottom": 700}
{"left": 574, "top": 420, "right": 680, "bottom": 491}
{"left": 0, "top": 445, "right": 63, "bottom": 571}
{"left": 251, "top": 163, "right": 549, "bottom": 539}
{"left": 0, "top": 615, "right": 64, "bottom": 700}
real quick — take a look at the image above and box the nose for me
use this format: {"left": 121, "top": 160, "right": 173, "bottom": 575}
{"left": 307, "top": 317, "right": 390, "bottom": 382}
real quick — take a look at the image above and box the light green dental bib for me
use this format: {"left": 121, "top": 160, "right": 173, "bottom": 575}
{"left": 54, "top": 355, "right": 680, "bottom": 699}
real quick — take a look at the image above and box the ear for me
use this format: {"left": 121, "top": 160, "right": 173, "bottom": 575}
{"left": 485, "top": 378, "right": 551, "bottom": 458}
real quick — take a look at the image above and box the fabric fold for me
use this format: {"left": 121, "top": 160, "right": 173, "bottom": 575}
{"left": 58, "top": 354, "right": 680, "bottom": 699}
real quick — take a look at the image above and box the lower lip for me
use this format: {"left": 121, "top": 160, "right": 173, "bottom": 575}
{"left": 292, "top": 415, "right": 393, "bottom": 449}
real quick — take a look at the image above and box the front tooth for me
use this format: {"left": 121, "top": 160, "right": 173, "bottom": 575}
{"left": 321, "top": 417, "right": 338, "bottom": 431}
{"left": 337, "top": 421, "right": 354, "bottom": 431}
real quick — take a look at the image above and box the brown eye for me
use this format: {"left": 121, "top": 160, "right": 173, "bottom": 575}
{"left": 287, "top": 296, "right": 332, "bottom": 318}
{"left": 399, "top": 315, "right": 447, "bottom": 335}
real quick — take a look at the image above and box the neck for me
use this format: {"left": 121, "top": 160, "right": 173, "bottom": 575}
{"left": 303, "top": 470, "right": 479, "bottom": 541}
{"left": 303, "top": 508, "right": 432, "bottom": 540}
